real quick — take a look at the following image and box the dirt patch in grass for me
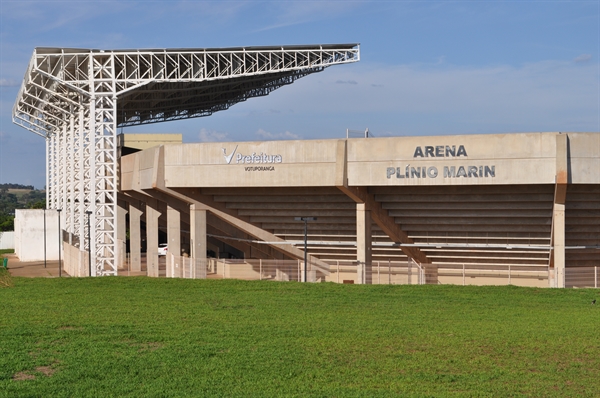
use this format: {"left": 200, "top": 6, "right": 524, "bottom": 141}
{"left": 137, "top": 342, "right": 163, "bottom": 353}
{"left": 58, "top": 325, "right": 82, "bottom": 331}
{"left": 121, "top": 339, "right": 164, "bottom": 353}
{"left": 12, "top": 364, "right": 58, "bottom": 381}
{"left": 35, "top": 365, "right": 57, "bottom": 377}
{"left": 12, "top": 372, "right": 36, "bottom": 381}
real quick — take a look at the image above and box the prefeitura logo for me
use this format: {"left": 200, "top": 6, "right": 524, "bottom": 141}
{"left": 221, "top": 145, "right": 238, "bottom": 164}
{"left": 221, "top": 146, "right": 282, "bottom": 165}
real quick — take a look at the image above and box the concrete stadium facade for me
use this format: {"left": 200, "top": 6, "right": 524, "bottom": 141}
{"left": 84, "top": 131, "right": 600, "bottom": 288}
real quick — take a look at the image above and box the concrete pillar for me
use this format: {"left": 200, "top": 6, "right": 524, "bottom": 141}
{"left": 553, "top": 203, "right": 566, "bottom": 288}
{"left": 146, "top": 204, "right": 161, "bottom": 277}
{"left": 356, "top": 203, "right": 372, "bottom": 284}
{"left": 552, "top": 133, "right": 568, "bottom": 288}
{"left": 167, "top": 205, "right": 181, "bottom": 277}
{"left": 129, "top": 203, "right": 142, "bottom": 272}
{"left": 190, "top": 205, "right": 207, "bottom": 276}
{"left": 116, "top": 203, "right": 127, "bottom": 270}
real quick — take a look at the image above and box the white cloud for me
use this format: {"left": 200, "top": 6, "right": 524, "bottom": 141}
{"left": 255, "top": 1, "right": 365, "bottom": 31}
{"left": 282, "top": 60, "right": 596, "bottom": 114}
{"left": 574, "top": 54, "right": 592, "bottom": 63}
{"left": 256, "top": 129, "right": 300, "bottom": 140}
{"left": 235, "top": 59, "right": 599, "bottom": 134}
{"left": 198, "top": 128, "right": 229, "bottom": 142}
{"left": 0, "top": 79, "right": 19, "bottom": 87}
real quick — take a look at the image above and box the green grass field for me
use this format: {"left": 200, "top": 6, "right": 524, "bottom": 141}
{"left": 1, "top": 276, "right": 599, "bottom": 397}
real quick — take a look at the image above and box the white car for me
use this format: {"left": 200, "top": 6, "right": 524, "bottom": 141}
{"left": 158, "top": 243, "right": 168, "bottom": 256}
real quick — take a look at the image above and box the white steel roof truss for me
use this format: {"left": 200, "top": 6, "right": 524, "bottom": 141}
{"left": 13, "top": 44, "right": 358, "bottom": 276}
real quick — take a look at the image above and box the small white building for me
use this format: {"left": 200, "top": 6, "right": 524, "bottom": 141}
{"left": 14, "top": 209, "right": 62, "bottom": 261}
{"left": 0, "top": 231, "right": 14, "bottom": 250}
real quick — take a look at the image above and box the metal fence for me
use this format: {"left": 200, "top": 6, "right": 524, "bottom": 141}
{"left": 330, "top": 259, "right": 425, "bottom": 285}
{"left": 160, "top": 256, "right": 600, "bottom": 289}
{"left": 435, "top": 264, "right": 549, "bottom": 287}
{"left": 167, "top": 254, "right": 208, "bottom": 279}
{"left": 219, "top": 259, "right": 317, "bottom": 282}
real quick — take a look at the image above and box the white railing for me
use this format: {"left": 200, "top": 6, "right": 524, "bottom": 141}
{"left": 435, "top": 264, "right": 549, "bottom": 287}
{"left": 160, "top": 256, "right": 558, "bottom": 287}
{"left": 336, "top": 259, "right": 425, "bottom": 285}
{"left": 166, "top": 254, "right": 208, "bottom": 279}
{"left": 220, "top": 259, "right": 316, "bottom": 282}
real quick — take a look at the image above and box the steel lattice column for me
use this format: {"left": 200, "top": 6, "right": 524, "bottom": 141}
{"left": 13, "top": 45, "right": 360, "bottom": 277}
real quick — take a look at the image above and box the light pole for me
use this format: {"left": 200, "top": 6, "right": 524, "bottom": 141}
{"left": 294, "top": 217, "right": 317, "bottom": 282}
{"left": 43, "top": 208, "right": 47, "bottom": 268}
{"left": 57, "top": 209, "right": 62, "bottom": 277}
{"left": 86, "top": 210, "right": 92, "bottom": 277}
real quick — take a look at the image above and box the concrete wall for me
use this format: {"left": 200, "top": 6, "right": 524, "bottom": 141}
{"left": 567, "top": 132, "right": 600, "bottom": 184}
{"left": 163, "top": 140, "right": 344, "bottom": 188}
{"left": 120, "top": 132, "right": 600, "bottom": 191}
{"left": 63, "top": 241, "right": 89, "bottom": 277}
{"left": 347, "top": 132, "right": 559, "bottom": 186}
{"left": 0, "top": 231, "right": 14, "bottom": 250}
{"left": 14, "top": 209, "right": 63, "bottom": 262}
{"left": 118, "top": 133, "right": 182, "bottom": 151}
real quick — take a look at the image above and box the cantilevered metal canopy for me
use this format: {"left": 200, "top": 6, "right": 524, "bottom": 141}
{"left": 13, "top": 44, "right": 360, "bottom": 275}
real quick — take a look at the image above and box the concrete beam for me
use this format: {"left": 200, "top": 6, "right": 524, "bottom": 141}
{"left": 146, "top": 202, "right": 161, "bottom": 277}
{"left": 190, "top": 205, "right": 207, "bottom": 262}
{"left": 167, "top": 204, "right": 181, "bottom": 276}
{"left": 337, "top": 185, "right": 430, "bottom": 264}
{"left": 555, "top": 132, "right": 569, "bottom": 205}
{"left": 129, "top": 201, "right": 143, "bottom": 272}
{"left": 356, "top": 203, "right": 372, "bottom": 284}
{"left": 550, "top": 133, "right": 569, "bottom": 287}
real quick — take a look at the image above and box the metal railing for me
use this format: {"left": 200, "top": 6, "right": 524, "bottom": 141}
{"left": 161, "top": 257, "right": 600, "bottom": 289}
{"left": 220, "top": 259, "right": 316, "bottom": 282}
{"left": 167, "top": 254, "right": 208, "bottom": 279}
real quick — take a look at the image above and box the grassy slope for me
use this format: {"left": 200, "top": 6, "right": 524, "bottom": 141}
{"left": 7, "top": 189, "right": 31, "bottom": 198}
{"left": 1, "top": 277, "right": 599, "bottom": 397}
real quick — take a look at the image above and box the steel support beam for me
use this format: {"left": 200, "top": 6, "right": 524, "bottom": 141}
{"left": 12, "top": 45, "right": 358, "bottom": 277}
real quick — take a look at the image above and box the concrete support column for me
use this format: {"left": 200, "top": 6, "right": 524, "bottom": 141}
{"left": 356, "top": 203, "right": 372, "bottom": 284}
{"left": 553, "top": 203, "right": 566, "bottom": 288}
{"left": 129, "top": 203, "right": 142, "bottom": 272}
{"left": 146, "top": 204, "right": 161, "bottom": 277}
{"left": 116, "top": 202, "right": 127, "bottom": 270}
{"left": 167, "top": 205, "right": 181, "bottom": 277}
{"left": 551, "top": 132, "right": 568, "bottom": 288}
{"left": 190, "top": 205, "right": 207, "bottom": 276}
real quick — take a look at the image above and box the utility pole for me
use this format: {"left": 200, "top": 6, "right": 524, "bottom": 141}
{"left": 57, "top": 209, "right": 62, "bottom": 277}
{"left": 86, "top": 210, "right": 92, "bottom": 277}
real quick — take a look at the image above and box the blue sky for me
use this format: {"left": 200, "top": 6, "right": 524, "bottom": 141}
{"left": 0, "top": 0, "right": 598, "bottom": 188}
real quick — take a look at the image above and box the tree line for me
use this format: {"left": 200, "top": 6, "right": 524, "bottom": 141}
{"left": 0, "top": 185, "right": 46, "bottom": 231}
{"left": 0, "top": 183, "right": 35, "bottom": 190}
